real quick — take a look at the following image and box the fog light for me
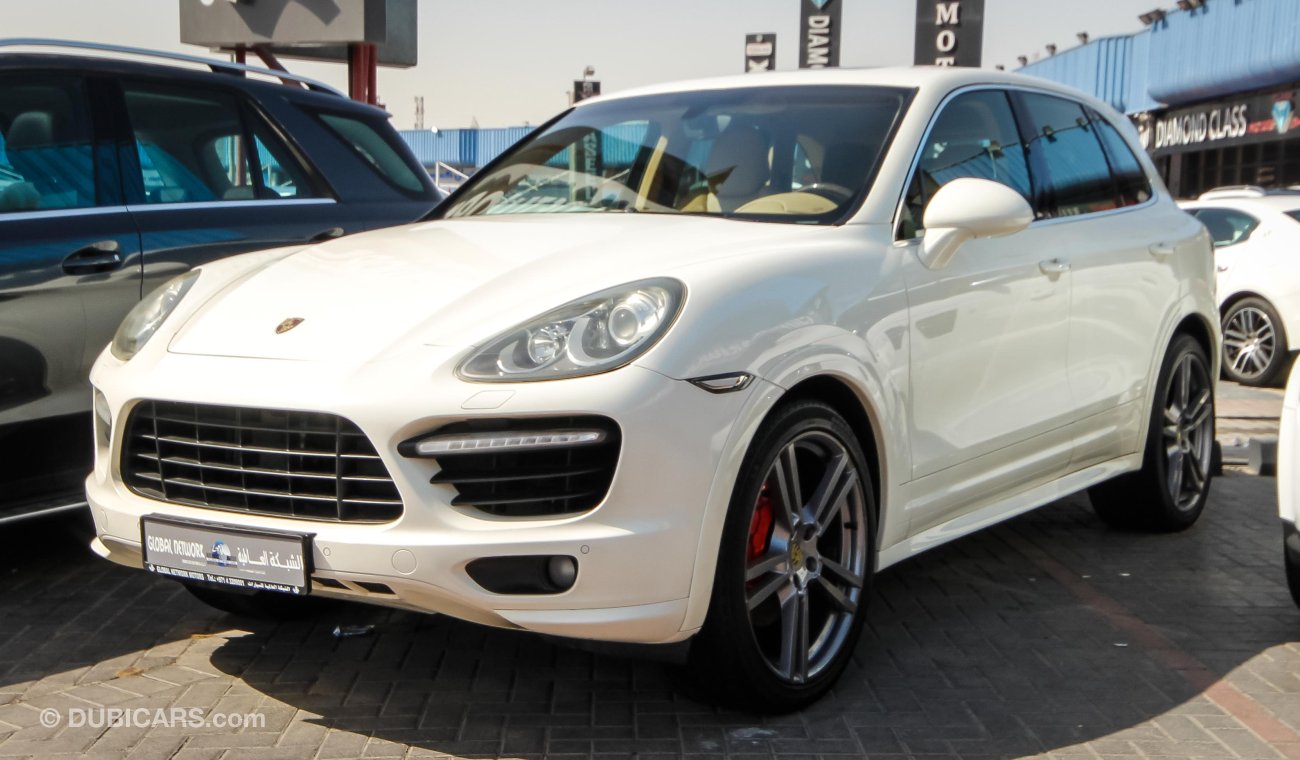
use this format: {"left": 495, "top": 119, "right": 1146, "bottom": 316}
{"left": 93, "top": 388, "right": 111, "bottom": 449}
{"left": 546, "top": 555, "right": 578, "bottom": 590}
{"left": 466, "top": 555, "right": 578, "bottom": 594}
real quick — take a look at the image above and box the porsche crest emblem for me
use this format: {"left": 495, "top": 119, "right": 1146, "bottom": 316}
{"left": 275, "top": 318, "right": 305, "bottom": 335}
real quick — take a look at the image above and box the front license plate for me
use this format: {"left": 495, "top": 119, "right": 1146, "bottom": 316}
{"left": 141, "top": 515, "right": 313, "bottom": 595}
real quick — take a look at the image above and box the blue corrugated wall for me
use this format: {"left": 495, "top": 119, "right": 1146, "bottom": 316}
{"left": 400, "top": 124, "right": 648, "bottom": 172}
{"left": 1147, "top": 0, "right": 1300, "bottom": 105}
{"left": 400, "top": 127, "right": 535, "bottom": 169}
{"left": 1020, "top": 0, "right": 1300, "bottom": 113}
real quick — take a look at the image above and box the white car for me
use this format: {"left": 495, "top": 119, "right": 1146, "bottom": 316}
{"left": 1180, "top": 191, "right": 1300, "bottom": 386}
{"left": 1278, "top": 364, "right": 1300, "bottom": 609}
{"left": 86, "top": 67, "right": 1217, "bottom": 711}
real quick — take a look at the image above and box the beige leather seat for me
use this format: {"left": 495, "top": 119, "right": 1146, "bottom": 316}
{"left": 683, "top": 125, "right": 771, "bottom": 213}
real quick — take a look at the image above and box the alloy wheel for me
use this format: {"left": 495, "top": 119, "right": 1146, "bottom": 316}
{"left": 1162, "top": 351, "right": 1214, "bottom": 510}
{"left": 1223, "top": 306, "right": 1276, "bottom": 380}
{"left": 743, "top": 430, "right": 868, "bottom": 684}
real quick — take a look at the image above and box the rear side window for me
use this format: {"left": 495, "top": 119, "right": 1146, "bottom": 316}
{"left": 0, "top": 75, "right": 96, "bottom": 213}
{"left": 122, "top": 82, "right": 317, "bottom": 204}
{"left": 1091, "top": 112, "right": 1153, "bottom": 207}
{"left": 899, "top": 90, "right": 1031, "bottom": 239}
{"left": 317, "top": 112, "right": 425, "bottom": 193}
{"left": 1286, "top": 210, "right": 1300, "bottom": 225}
{"left": 1018, "top": 93, "right": 1117, "bottom": 218}
{"left": 1193, "top": 207, "right": 1259, "bottom": 247}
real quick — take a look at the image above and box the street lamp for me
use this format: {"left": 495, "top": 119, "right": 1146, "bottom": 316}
{"left": 1139, "top": 9, "right": 1167, "bottom": 25}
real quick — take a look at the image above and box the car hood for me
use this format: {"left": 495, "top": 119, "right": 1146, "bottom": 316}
{"left": 167, "top": 214, "right": 822, "bottom": 363}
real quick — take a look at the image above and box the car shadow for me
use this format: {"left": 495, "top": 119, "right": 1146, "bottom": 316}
{"left": 2, "top": 475, "right": 1296, "bottom": 756}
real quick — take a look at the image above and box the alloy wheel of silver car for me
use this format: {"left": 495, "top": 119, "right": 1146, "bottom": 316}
{"left": 1162, "top": 351, "right": 1215, "bottom": 511}
{"left": 1223, "top": 305, "right": 1277, "bottom": 382}
{"left": 743, "top": 429, "right": 869, "bottom": 685}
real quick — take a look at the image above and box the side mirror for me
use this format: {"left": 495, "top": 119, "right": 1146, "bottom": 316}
{"left": 919, "top": 178, "right": 1034, "bottom": 269}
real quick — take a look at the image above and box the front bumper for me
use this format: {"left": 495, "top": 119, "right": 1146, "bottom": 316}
{"left": 87, "top": 348, "right": 757, "bottom": 644}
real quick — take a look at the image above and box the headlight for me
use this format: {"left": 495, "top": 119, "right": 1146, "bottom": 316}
{"left": 111, "top": 271, "right": 200, "bottom": 361}
{"left": 458, "top": 278, "right": 684, "bottom": 382}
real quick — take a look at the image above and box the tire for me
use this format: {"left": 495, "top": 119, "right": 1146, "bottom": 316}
{"left": 686, "top": 400, "right": 875, "bottom": 712}
{"left": 1222, "top": 297, "right": 1291, "bottom": 386}
{"left": 1089, "top": 334, "right": 1214, "bottom": 531}
{"left": 1287, "top": 546, "right": 1300, "bottom": 610}
{"left": 183, "top": 583, "right": 333, "bottom": 620}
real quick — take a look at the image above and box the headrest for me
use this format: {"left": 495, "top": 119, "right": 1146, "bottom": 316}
{"left": 6, "top": 112, "right": 55, "bottom": 150}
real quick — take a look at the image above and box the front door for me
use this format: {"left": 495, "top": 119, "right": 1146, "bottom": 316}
{"left": 896, "top": 89, "right": 1073, "bottom": 534}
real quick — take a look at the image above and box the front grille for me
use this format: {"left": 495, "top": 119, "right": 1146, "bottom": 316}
{"left": 122, "top": 400, "right": 402, "bottom": 523}
{"left": 428, "top": 417, "right": 620, "bottom": 518}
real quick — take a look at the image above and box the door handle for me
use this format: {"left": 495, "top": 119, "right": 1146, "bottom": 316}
{"left": 61, "top": 240, "right": 123, "bottom": 275}
{"left": 1038, "top": 258, "right": 1070, "bottom": 275}
{"left": 1149, "top": 242, "right": 1177, "bottom": 258}
{"left": 311, "top": 227, "right": 345, "bottom": 242}
{"left": 1216, "top": 264, "right": 1230, "bottom": 272}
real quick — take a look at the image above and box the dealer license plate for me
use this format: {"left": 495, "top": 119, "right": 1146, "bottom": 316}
{"left": 141, "top": 515, "right": 313, "bottom": 595}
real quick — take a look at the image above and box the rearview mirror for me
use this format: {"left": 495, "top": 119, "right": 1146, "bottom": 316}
{"left": 919, "top": 178, "right": 1034, "bottom": 269}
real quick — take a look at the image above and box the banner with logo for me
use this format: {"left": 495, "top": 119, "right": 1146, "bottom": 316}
{"left": 1146, "top": 89, "right": 1298, "bottom": 156}
{"left": 913, "top": 0, "right": 985, "bottom": 67}
{"left": 573, "top": 80, "right": 601, "bottom": 103}
{"left": 799, "top": 0, "right": 840, "bottom": 69}
{"left": 745, "top": 33, "right": 777, "bottom": 73}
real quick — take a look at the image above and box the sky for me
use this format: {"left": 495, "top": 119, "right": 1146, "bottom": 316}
{"left": 7, "top": 0, "right": 1165, "bottom": 129}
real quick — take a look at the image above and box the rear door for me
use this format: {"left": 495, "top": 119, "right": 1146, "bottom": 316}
{"left": 112, "top": 78, "right": 364, "bottom": 293}
{"left": 1011, "top": 91, "right": 1189, "bottom": 467}
{"left": 0, "top": 71, "right": 142, "bottom": 512}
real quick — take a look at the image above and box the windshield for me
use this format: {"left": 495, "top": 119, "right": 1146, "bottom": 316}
{"left": 439, "top": 85, "right": 911, "bottom": 225}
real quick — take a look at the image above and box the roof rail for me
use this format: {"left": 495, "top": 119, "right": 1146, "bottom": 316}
{"left": 0, "top": 38, "right": 345, "bottom": 97}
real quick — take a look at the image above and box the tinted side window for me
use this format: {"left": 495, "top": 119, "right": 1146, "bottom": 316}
{"left": 1091, "top": 112, "right": 1152, "bottom": 207}
{"left": 316, "top": 112, "right": 425, "bottom": 193}
{"left": 900, "top": 90, "right": 1030, "bottom": 239}
{"left": 1193, "top": 208, "right": 1259, "bottom": 247}
{"left": 123, "top": 82, "right": 317, "bottom": 204}
{"left": 1019, "top": 94, "right": 1119, "bottom": 218}
{"left": 0, "top": 75, "right": 96, "bottom": 213}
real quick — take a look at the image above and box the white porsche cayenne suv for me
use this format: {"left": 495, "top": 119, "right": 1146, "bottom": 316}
{"left": 86, "top": 68, "right": 1217, "bottom": 711}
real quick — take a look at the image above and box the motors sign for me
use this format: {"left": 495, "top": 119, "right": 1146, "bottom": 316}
{"left": 913, "top": 0, "right": 985, "bottom": 67}
{"left": 799, "top": 0, "right": 841, "bottom": 69}
{"left": 1148, "top": 89, "right": 1298, "bottom": 155}
{"left": 745, "top": 33, "right": 777, "bottom": 73}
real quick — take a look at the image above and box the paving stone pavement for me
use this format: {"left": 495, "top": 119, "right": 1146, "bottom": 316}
{"left": 0, "top": 471, "right": 1297, "bottom": 760}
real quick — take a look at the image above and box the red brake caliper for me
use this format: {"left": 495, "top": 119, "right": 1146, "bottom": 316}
{"left": 748, "top": 483, "right": 775, "bottom": 563}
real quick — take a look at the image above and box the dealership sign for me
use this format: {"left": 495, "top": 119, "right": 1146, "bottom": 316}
{"left": 799, "top": 0, "right": 841, "bottom": 69}
{"left": 914, "top": 0, "right": 985, "bottom": 67}
{"left": 1148, "top": 89, "right": 1299, "bottom": 154}
{"left": 745, "top": 33, "right": 777, "bottom": 73}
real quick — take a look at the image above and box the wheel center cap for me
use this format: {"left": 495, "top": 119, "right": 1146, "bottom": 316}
{"left": 790, "top": 542, "right": 804, "bottom": 568}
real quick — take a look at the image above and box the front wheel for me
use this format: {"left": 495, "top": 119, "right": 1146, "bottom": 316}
{"left": 687, "top": 400, "right": 874, "bottom": 712}
{"left": 1089, "top": 334, "right": 1214, "bottom": 531}
{"left": 1222, "top": 297, "right": 1290, "bottom": 386}
{"left": 1286, "top": 531, "right": 1300, "bottom": 609}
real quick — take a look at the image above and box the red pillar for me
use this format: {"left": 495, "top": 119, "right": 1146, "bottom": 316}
{"left": 348, "top": 43, "right": 378, "bottom": 105}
